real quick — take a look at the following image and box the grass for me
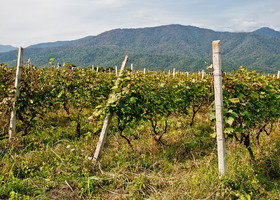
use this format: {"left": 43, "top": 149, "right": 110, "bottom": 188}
{"left": 0, "top": 108, "right": 279, "bottom": 199}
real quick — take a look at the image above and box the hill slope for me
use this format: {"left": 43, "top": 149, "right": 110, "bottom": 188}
{"left": 0, "top": 45, "right": 17, "bottom": 53}
{"left": 0, "top": 25, "right": 279, "bottom": 73}
{"left": 253, "top": 27, "right": 280, "bottom": 39}
{"left": 27, "top": 40, "right": 74, "bottom": 49}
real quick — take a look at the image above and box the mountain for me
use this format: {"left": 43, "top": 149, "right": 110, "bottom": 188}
{"left": 27, "top": 40, "right": 74, "bottom": 49}
{"left": 0, "top": 24, "right": 280, "bottom": 73}
{"left": 253, "top": 27, "right": 280, "bottom": 39}
{"left": 0, "top": 45, "right": 17, "bottom": 53}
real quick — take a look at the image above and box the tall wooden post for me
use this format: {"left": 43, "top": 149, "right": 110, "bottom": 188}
{"left": 277, "top": 71, "right": 280, "bottom": 79}
{"left": 144, "top": 68, "right": 146, "bottom": 74}
{"left": 212, "top": 40, "right": 226, "bottom": 177}
{"left": 9, "top": 47, "right": 24, "bottom": 141}
{"left": 93, "top": 56, "right": 129, "bottom": 163}
{"left": 115, "top": 66, "right": 118, "bottom": 77}
{"left": 173, "top": 68, "right": 176, "bottom": 78}
{"left": 131, "top": 63, "right": 133, "bottom": 71}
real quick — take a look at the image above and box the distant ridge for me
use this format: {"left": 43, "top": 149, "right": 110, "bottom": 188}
{"left": 27, "top": 40, "right": 74, "bottom": 49}
{"left": 0, "top": 45, "right": 17, "bottom": 53}
{"left": 0, "top": 24, "right": 279, "bottom": 73}
{"left": 253, "top": 27, "right": 280, "bottom": 39}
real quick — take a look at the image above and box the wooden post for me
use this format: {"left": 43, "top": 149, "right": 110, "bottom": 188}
{"left": 131, "top": 63, "right": 133, "bottom": 71}
{"left": 96, "top": 66, "right": 99, "bottom": 72}
{"left": 202, "top": 69, "right": 205, "bottom": 79}
{"left": 93, "top": 56, "right": 129, "bottom": 163}
{"left": 213, "top": 40, "right": 226, "bottom": 177}
{"left": 27, "top": 58, "right": 31, "bottom": 67}
{"left": 9, "top": 47, "right": 24, "bottom": 141}
{"left": 277, "top": 71, "right": 280, "bottom": 79}
{"left": 115, "top": 66, "right": 118, "bottom": 77}
{"left": 92, "top": 65, "right": 94, "bottom": 70}
{"left": 57, "top": 62, "right": 60, "bottom": 71}
{"left": 144, "top": 68, "right": 146, "bottom": 74}
{"left": 173, "top": 68, "right": 176, "bottom": 78}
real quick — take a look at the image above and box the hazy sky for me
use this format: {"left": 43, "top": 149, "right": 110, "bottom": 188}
{"left": 1, "top": 0, "right": 279, "bottom": 47}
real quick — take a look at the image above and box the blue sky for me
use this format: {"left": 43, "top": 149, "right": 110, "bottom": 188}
{"left": 1, "top": 0, "right": 279, "bottom": 47}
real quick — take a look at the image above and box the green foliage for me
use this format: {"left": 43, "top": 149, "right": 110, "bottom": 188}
{"left": 0, "top": 65, "right": 280, "bottom": 199}
{"left": 49, "top": 58, "right": 55, "bottom": 67}
{"left": 0, "top": 64, "right": 15, "bottom": 136}
{"left": 223, "top": 67, "right": 280, "bottom": 161}
{"left": 9, "top": 191, "right": 30, "bottom": 200}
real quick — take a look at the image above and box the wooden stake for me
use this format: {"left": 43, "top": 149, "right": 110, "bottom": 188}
{"left": 212, "top": 40, "right": 226, "bottom": 177}
{"left": 131, "top": 63, "right": 133, "bottom": 71}
{"left": 9, "top": 47, "right": 24, "bottom": 141}
{"left": 144, "top": 68, "right": 146, "bottom": 74}
{"left": 57, "top": 62, "right": 60, "bottom": 71}
{"left": 93, "top": 55, "right": 129, "bottom": 163}
{"left": 202, "top": 69, "right": 205, "bottom": 79}
{"left": 93, "top": 114, "right": 113, "bottom": 162}
{"left": 27, "top": 58, "right": 31, "bottom": 67}
{"left": 173, "top": 68, "right": 175, "bottom": 78}
{"left": 115, "top": 66, "right": 118, "bottom": 77}
{"left": 277, "top": 71, "right": 280, "bottom": 79}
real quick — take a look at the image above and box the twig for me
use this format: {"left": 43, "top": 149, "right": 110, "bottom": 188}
{"left": 98, "top": 161, "right": 104, "bottom": 174}
{"left": 65, "top": 180, "right": 74, "bottom": 192}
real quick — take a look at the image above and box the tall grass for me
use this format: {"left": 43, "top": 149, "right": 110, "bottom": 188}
{"left": 0, "top": 108, "right": 279, "bottom": 199}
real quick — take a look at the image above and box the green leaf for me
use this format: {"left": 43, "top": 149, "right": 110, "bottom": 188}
{"left": 210, "top": 132, "right": 216, "bottom": 138}
{"left": 225, "top": 117, "right": 234, "bottom": 126}
{"left": 90, "top": 108, "right": 103, "bottom": 118}
{"left": 130, "top": 97, "right": 137, "bottom": 103}
{"left": 229, "top": 98, "right": 240, "bottom": 103}
{"left": 57, "top": 90, "right": 64, "bottom": 98}
{"left": 224, "top": 127, "right": 234, "bottom": 133}
{"left": 112, "top": 85, "right": 121, "bottom": 93}
{"left": 210, "top": 112, "right": 216, "bottom": 120}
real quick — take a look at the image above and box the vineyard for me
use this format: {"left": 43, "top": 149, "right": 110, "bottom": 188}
{"left": 0, "top": 62, "right": 280, "bottom": 199}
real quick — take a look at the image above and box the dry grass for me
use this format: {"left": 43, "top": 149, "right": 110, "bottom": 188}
{"left": 0, "top": 111, "right": 279, "bottom": 199}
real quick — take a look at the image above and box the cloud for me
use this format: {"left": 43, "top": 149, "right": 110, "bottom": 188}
{"left": 216, "top": 0, "right": 280, "bottom": 31}
{"left": 0, "top": 0, "right": 279, "bottom": 46}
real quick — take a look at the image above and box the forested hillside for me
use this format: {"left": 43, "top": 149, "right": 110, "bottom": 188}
{"left": 0, "top": 25, "right": 280, "bottom": 73}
